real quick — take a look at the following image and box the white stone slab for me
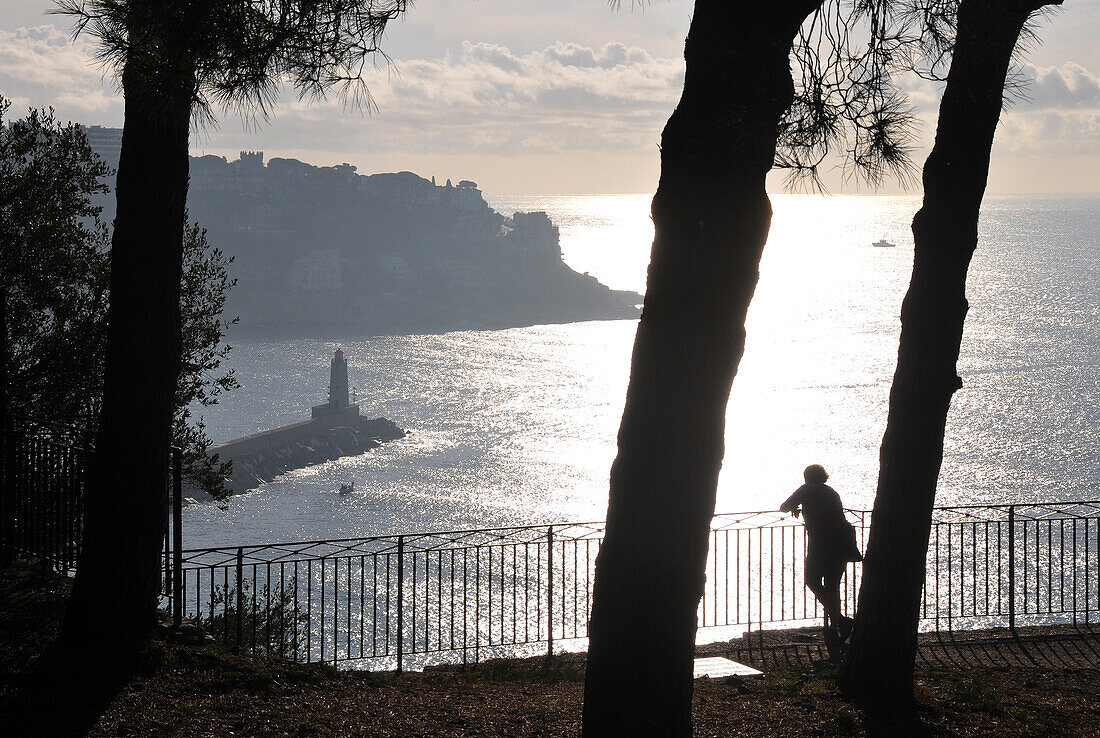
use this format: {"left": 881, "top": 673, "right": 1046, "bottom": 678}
{"left": 693, "top": 656, "right": 763, "bottom": 679}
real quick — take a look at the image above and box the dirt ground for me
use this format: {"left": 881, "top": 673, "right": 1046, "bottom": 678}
{"left": 2, "top": 565, "right": 1098, "bottom": 737}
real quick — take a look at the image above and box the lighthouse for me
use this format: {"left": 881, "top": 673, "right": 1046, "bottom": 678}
{"left": 311, "top": 349, "right": 359, "bottom": 420}
{"left": 329, "top": 349, "right": 349, "bottom": 408}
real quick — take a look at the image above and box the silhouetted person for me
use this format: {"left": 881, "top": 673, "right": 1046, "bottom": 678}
{"left": 780, "top": 464, "right": 862, "bottom": 642}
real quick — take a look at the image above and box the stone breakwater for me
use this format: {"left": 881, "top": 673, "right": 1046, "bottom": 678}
{"left": 210, "top": 416, "right": 405, "bottom": 496}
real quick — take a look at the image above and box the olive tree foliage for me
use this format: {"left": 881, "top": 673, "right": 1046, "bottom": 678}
{"left": 0, "top": 100, "right": 237, "bottom": 496}
{"left": 174, "top": 221, "right": 238, "bottom": 498}
{"left": 0, "top": 102, "right": 110, "bottom": 428}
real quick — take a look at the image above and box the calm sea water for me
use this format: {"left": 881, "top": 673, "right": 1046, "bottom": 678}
{"left": 184, "top": 194, "right": 1100, "bottom": 550}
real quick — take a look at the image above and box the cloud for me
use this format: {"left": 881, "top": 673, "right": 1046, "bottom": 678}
{"left": 3, "top": 22, "right": 1096, "bottom": 192}
{"left": 993, "top": 62, "right": 1100, "bottom": 157}
{"left": 998, "top": 110, "right": 1100, "bottom": 157}
{"left": 0, "top": 25, "right": 122, "bottom": 122}
{"left": 380, "top": 41, "right": 681, "bottom": 115}
{"left": 1017, "top": 62, "right": 1100, "bottom": 110}
{"left": 542, "top": 41, "right": 653, "bottom": 70}
{"left": 0, "top": 26, "right": 681, "bottom": 159}
{"left": 264, "top": 40, "right": 685, "bottom": 156}
{"left": 889, "top": 62, "right": 1100, "bottom": 164}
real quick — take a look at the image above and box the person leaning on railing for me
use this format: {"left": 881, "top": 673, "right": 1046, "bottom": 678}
{"left": 780, "top": 464, "right": 863, "bottom": 643}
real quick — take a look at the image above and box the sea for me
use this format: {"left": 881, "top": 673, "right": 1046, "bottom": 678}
{"left": 183, "top": 193, "right": 1100, "bottom": 551}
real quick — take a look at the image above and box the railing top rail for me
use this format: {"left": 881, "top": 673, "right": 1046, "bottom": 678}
{"left": 929, "top": 499, "right": 1100, "bottom": 512}
{"left": 931, "top": 500, "right": 1100, "bottom": 523}
{"left": 180, "top": 519, "right": 605, "bottom": 557}
{"left": 179, "top": 507, "right": 849, "bottom": 557}
{"left": 178, "top": 498, "right": 1100, "bottom": 564}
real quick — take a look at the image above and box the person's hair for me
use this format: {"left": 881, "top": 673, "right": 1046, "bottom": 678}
{"left": 804, "top": 464, "right": 829, "bottom": 484}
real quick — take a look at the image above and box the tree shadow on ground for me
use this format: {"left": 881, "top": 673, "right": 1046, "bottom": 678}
{"left": 0, "top": 564, "right": 149, "bottom": 737}
{"left": 2, "top": 651, "right": 152, "bottom": 738}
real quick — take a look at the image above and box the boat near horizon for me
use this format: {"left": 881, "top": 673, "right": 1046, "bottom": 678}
{"left": 872, "top": 239, "right": 897, "bottom": 248}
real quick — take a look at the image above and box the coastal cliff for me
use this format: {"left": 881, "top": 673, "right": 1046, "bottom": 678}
{"left": 185, "top": 157, "right": 642, "bottom": 336}
{"left": 82, "top": 134, "right": 642, "bottom": 336}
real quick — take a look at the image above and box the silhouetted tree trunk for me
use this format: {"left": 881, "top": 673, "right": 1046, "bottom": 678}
{"left": 55, "top": 58, "right": 192, "bottom": 659}
{"left": 582, "top": 2, "right": 820, "bottom": 734}
{"left": 840, "top": 0, "right": 1057, "bottom": 706}
{"left": 41, "top": 1, "right": 406, "bottom": 675}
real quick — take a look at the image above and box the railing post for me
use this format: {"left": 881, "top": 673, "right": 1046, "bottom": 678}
{"left": 0, "top": 424, "right": 10, "bottom": 570}
{"left": 172, "top": 447, "right": 183, "bottom": 628}
{"left": 396, "top": 535, "right": 404, "bottom": 673}
{"left": 236, "top": 547, "right": 244, "bottom": 651}
{"left": 163, "top": 458, "right": 170, "bottom": 592}
{"left": 546, "top": 525, "right": 554, "bottom": 659}
{"left": 0, "top": 286, "right": 8, "bottom": 570}
{"left": 1008, "top": 505, "right": 1017, "bottom": 636}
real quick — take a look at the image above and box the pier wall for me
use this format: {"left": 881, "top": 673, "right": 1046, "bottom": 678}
{"left": 208, "top": 407, "right": 404, "bottom": 495}
{"left": 209, "top": 405, "right": 362, "bottom": 460}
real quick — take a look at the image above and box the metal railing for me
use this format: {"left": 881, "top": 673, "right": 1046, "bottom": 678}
{"left": 0, "top": 419, "right": 183, "bottom": 620}
{"left": 2, "top": 418, "right": 1095, "bottom": 670}
{"left": 0, "top": 419, "right": 93, "bottom": 572}
{"left": 923, "top": 502, "right": 1100, "bottom": 633}
{"left": 172, "top": 502, "right": 1100, "bottom": 671}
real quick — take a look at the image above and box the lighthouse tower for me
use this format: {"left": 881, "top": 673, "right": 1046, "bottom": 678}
{"left": 329, "top": 349, "right": 349, "bottom": 408}
{"left": 311, "top": 349, "right": 359, "bottom": 420}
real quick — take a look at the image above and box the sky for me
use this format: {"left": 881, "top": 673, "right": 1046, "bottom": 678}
{"left": 1, "top": 0, "right": 1098, "bottom": 195}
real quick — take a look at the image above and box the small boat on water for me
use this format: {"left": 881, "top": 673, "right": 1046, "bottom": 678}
{"left": 339, "top": 482, "right": 355, "bottom": 494}
{"left": 872, "top": 239, "right": 897, "bottom": 248}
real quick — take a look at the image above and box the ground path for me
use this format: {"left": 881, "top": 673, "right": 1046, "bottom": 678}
{"left": 2, "top": 565, "right": 1097, "bottom": 736}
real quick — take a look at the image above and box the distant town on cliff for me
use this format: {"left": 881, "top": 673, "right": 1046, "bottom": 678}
{"left": 82, "top": 126, "right": 641, "bottom": 336}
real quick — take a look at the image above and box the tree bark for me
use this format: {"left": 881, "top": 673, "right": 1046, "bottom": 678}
{"left": 55, "top": 58, "right": 191, "bottom": 659}
{"left": 582, "top": 2, "right": 820, "bottom": 735}
{"left": 839, "top": 0, "right": 1053, "bottom": 706}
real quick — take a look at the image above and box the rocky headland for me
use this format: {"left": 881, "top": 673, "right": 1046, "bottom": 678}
{"left": 84, "top": 134, "right": 642, "bottom": 336}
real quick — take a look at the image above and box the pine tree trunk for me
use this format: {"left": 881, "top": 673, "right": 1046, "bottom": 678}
{"left": 55, "top": 60, "right": 191, "bottom": 660}
{"left": 582, "top": 3, "right": 820, "bottom": 734}
{"left": 839, "top": 0, "right": 1047, "bottom": 706}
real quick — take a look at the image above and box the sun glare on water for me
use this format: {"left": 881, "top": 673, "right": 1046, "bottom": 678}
{"left": 186, "top": 194, "right": 1098, "bottom": 547}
